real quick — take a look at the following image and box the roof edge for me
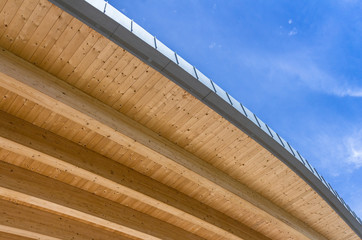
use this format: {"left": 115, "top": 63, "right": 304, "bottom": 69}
{"left": 48, "top": 0, "right": 362, "bottom": 236}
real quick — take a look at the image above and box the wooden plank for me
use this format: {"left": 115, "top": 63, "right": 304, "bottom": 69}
{"left": 141, "top": 82, "right": 183, "bottom": 129}
{"left": 20, "top": 4, "right": 63, "bottom": 61}
{"left": 0, "top": 162, "right": 204, "bottom": 240}
{"left": 29, "top": 10, "right": 73, "bottom": 65}
{"left": 190, "top": 121, "right": 237, "bottom": 157}
{"left": 66, "top": 37, "right": 114, "bottom": 86}
{"left": 89, "top": 51, "right": 135, "bottom": 98}
{"left": 0, "top": 91, "right": 18, "bottom": 113}
{"left": 101, "top": 59, "right": 148, "bottom": 106}
{"left": 0, "top": 199, "right": 134, "bottom": 240}
{"left": 49, "top": 27, "right": 95, "bottom": 76}
{"left": 194, "top": 123, "right": 247, "bottom": 160}
{"left": 0, "top": 224, "right": 60, "bottom": 240}
{"left": 144, "top": 90, "right": 190, "bottom": 132}
{"left": 0, "top": 231, "right": 34, "bottom": 240}
{"left": 9, "top": 0, "right": 52, "bottom": 56}
{"left": 3, "top": 95, "right": 24, "bottom": 115}
{"left": 76, "top": 47, "right": 127, "bottom": 93}
{"left": 111, "top": 66, "right": 157, "bottom": 111}
{"left": 0, "top": 0, "right": 9, "bottom": 13}
{"left": 39, "top": 18, "right": 86, "bottom": 71}
{"left": 0, "top": 0, "right": 24, "bottom": 39}
{"left": 93, "top": 54, "right": 141, "bottom": 102}
{"left": 0, "top": 47, "right": 328, "bottom": 240}
{"left": 212, "top": 140, "right": 256, "bottom": 171}
{"left": 11, "top": 98, "right": 37, "bottom": 121}
{"left": 0, "top": 0, "right": 38, "bottom": 49}
{"left": 55, "top": 31, "right": 102, "bottom": 80}
{"left": 151, "top": 95, "right": 201, "bottom": 135}
{"left": 137, "top": 84, "right": 181, "bottom": 126}
{"left": 0, "top": 110, "right": 268, "bottom": 240}
{"left": 129, "top": 78, "right": 176, "bottom": 122}
{"left": 119, "top": 72, "right": 164, "bottom": 114}
{"left": 170, "top": 107, "right": 219, "bottom": 146}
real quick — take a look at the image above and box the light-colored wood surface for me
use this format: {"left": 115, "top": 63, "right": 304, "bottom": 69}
{"left": 0, "top": 110, "right": 267, "bottom": 240}
{"left": 0, "top": 231, "right": 38, "bottom": 240}
{"left": 0, "top": 199, "right": 136, "bottom": 240}
{"left": 0, "top": 0, "right": 359, "bottom": 239}
{"left": 0, "top": 161, "right": 204, "bottom": 240}
{"left": 0, "top": 48, "right": 327, "bottom": 240}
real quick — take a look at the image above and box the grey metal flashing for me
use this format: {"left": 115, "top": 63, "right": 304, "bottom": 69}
{"left": 286, "top": 142, "right": 296, "bottom": 156}
{"left": 296, "top": 151, "right": 305, "bottom": 165}
{"left": 265, "top": 124, "right": 274, "bottom": 137}
{"left": 47, "top": 0, "right": 362, "bottom": 236}
{"left": 276, "top": 132, "right": 285, "bottom": 147}
{"left": 253, "top": 113, "right": 261, "bottom": 127}
{"left": 239, "top": 103, "right": 248, "bottom": 117}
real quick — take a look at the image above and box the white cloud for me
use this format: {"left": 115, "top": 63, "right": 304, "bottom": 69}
{"left": 333, "top": 88, "right": 362, "bottom": 97}
{"left": 288, "top": 28, "right": 298, "bottom": 36}
{"left": 313, "top": 132, "right": 362, "bottom": 218}
{"left": 307, "top": 130, "right": 362, "bottom": 176}
{"left": 288, "top": 19, "right": 293, "bottom": 24}
{"left": 237, "top": 46, "right": 362, "bottom": 99}
{"left": 266, "top": 52, "right": 362, "bottom": 98}
{"left": 209, "top": 42, "right": 216, "bottom": 49}
{"left": 345, "top": 133, "right": 362, "bottom": 168}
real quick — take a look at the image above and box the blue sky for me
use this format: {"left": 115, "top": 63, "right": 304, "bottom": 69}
{"left": 108, "top": 0, "right": 362, "bottom": 218}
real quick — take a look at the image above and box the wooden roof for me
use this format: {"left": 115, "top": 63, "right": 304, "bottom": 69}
{"left": 0, "top": 0, "right": 360, "bottom": 239}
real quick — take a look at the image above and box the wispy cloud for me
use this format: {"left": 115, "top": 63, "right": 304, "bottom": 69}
{"left": 239, "top": 50, "right": 362, "bottom": 98}
{"left": 333, "top": 88, "right": 362, "bottom": 97}
{"left": 307, "top": 129, "right": 362, "bottom": 176}
{"left": 279, "top": 59, "right": 362, "bottom": 97}
{"left": 277, "top": 59, "right": 362, "bottom": 97}
{"left": 345, "top": 133, "right": 362, "bottom": 168}
{"left": 288, "top": 28, "right": 298, "bottom": 36}
{"left": 302, "top": 127, "right": 362, "bottom": 219}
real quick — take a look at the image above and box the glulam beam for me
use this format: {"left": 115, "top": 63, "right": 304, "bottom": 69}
{"left": 0, "top": 161, "right": 205, "bottom": 240}
{"left": 0, "top": 110, "right": 268, "bottom": 240}
{"left": 0, "top": 48, "right": 327, "bottom": 240}
{"left": 0, "top": 199, "right": 133, "bottom": 240}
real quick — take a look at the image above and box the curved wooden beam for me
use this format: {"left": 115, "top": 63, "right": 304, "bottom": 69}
{"left": 0, "top": 199, "right": 133, "bottom": 240}
{"left": 0, "top": 110, "right": 268, "bottom": 240}
{"left": 0, "top": 47, "right": 327, "bottom": 240}
{"left": 0, "top": 225, "right": 61, "bottom": 240}
{"left": 0, "top": 162, "right": 204, "bottom": 240}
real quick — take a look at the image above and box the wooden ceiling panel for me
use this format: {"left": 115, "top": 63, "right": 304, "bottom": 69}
{"left": 0, "top": 46, "right": 315, "bottom": 239}
{"left": 0, "top": 0, "right": 360, "bottom": 239}
{"left": 9, "top": 0, "right": 52, "bottom": 55}
{"left": 0, "top": 163, "right": 205, "bottom": 240}
{"left": 0, "top": 0, "right": 28, "bottom": 47}
{"left": 0, "top": 201, "right": 135, "bottom": 240}
{"left": 0, "top": 110, "right": 273, "bottom": 240}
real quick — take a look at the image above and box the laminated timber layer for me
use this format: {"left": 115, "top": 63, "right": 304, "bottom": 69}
{"left": 0, "top": 0, "right": 360, "bottom": 239}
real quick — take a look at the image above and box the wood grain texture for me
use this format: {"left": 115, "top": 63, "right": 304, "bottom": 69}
{"left": 0, "top": 199, "right": 136, "bottom": 240}
{"left": 0, "top": 46, "right": 327, "bottom": 240}
{"left": 0, "top": 1, "right": 359, "bottom": 239}
{"left": 0, "top": 161, "right": 204, "bottom": 240}
{"left": 0, "top": 110, "right": 268, "bottom": 240}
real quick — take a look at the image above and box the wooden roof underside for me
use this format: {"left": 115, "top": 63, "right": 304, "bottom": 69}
{"left": 0, "top": 0, "right": 360, "bottom": 239}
